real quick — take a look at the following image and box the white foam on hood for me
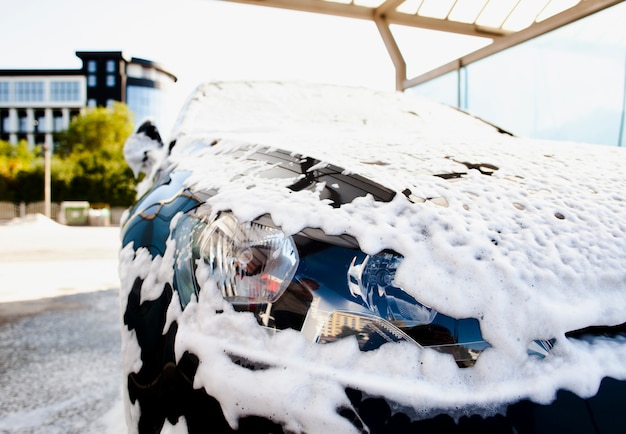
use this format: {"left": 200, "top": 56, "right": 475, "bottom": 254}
{"left": 120, "top": 81, "right": 626, "bottom": 432}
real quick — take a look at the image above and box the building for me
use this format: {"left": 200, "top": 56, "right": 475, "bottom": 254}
{"left": 0, "top": 51, "right": 177, "bottom": 147}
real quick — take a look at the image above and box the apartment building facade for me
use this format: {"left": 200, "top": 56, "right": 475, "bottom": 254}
{"left": 0, "top": 51, "right": 177, "bottom": 147}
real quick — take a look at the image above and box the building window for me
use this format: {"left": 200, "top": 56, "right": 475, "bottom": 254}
{"left": 53, "top": 110, "right": 65, "bottom": 132}
{"left": 87, "top": 60, "right": 97, "bottom": 73}
{"left": 106, "top": 60, "right": 116, "bottom": 73}
{"left": 1, "top": 110, "right": 11, "bottom": 133}
{"left": 87, "top": 75, "right": 97, "bottom": 87}
{"left": 0, "top": 82, "right": 9, "bottom": 102}
{"left": 35, "top": 110, "right": 46, "bottom": 133}
{"left": 87, "top": 99, "right": 97, "bottom": 108}
{"left": 15, "top": 81, "right": 44, "bottom": 102}
{"left": 18, "top": 110, "right": 29, "bottom": 133}
{"left": 51, "top": 81, "right": 82, "bottom": 102}
{"left": 106, "top": 75, "right": 116, "bottom": 87}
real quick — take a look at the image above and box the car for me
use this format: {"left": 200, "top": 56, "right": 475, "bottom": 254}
{"left": 119, "top": 81, "right": 626, "bottom": 434}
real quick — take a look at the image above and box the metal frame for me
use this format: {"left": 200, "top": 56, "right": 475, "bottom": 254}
{"left": 221, "top": 0, "right": 624, "bottom": 91}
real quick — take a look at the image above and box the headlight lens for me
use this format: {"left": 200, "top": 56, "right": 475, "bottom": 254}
{"left": 198, "top": 213, "right": 299, "bottom": 304}
{"left": 348, "top": 252, "right": 437, "bottom": 326}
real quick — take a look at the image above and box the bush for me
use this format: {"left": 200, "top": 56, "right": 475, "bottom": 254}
{"left": 1, "top": 102, "right": 138, "bottom": 207}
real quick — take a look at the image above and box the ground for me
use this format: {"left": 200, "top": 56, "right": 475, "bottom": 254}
{"left": 0, "top": 215, "right": 126, "bottom": 433}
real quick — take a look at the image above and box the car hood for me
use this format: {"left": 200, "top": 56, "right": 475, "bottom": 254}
{"left": 166, "top": 81, "right": 626, "bottom": 350}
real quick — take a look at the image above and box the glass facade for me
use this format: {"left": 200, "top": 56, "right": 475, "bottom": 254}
{"left": 50, "top": 80, "right": 82, "bottom": 102}
{"left": 0, "top": 81, "right": 9, "bottom": 102}
{"left": 15, "top": 81, "right": 45, "bottom": 103}
{"left": 411, "top": 3, "right": 626, "bottom": 147}
{"left": 127, "top": 85, "right": 166, "bottom": 127}
{"left": 0, "top": 79, "right": 83, "bottom": 104}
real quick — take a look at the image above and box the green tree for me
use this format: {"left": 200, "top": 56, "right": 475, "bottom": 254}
{"left": 0, "top": 139, "right": 38, "bottom": 177}
{"left": 56, "top": 102, "right": 134, "bottom": 157}
{"left": 55, "top": 102, "right": 136, "bottom": 206}
{"left": 1, "top": 103, "right": 137, "bottom": 206}
{"left": 0, "top": 139, "right": 39, "bottom": 202}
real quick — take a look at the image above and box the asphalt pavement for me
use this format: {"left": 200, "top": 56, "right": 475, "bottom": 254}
{"left": 0, "top": 216, "right": 126, "bottom": 433}
{"left": 0, "top": 290, "right": 124, "bottom": 434}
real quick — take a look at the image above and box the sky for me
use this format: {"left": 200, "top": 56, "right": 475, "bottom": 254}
{"left": 1, "top": 0, "right": 392, "bottom": 102}
{"left": 0, "top": 0, "right": 489, "bottom": 130}
{"left": 1, "top": 0, "right": 624, "bottom": 140}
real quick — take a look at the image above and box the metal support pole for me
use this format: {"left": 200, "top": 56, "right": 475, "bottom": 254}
{"left": 456, "top": 61, "right": 462, "bottom": 109}
{"left": 618, "top": 49, "right": 626, "bottom": 147}
{"left": 374, "top": 14, "right": 407, "bottom": 91}
{"left": 44, "top": 141, "right": 51, "bottom": 218}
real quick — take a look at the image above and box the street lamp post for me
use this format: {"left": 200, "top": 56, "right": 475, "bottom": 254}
{"left": 43, "top": 141, "right": 51, "bottom": 218}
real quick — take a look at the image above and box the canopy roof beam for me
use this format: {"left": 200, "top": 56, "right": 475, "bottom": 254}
{"left": 220, "top": 0, "right": 624, "bottom": 91}
{"left": 374, "top": 11, "right": 405, "bottom": 91}
{"left": 406, "top": 0, "right": 625, "bottom": 89}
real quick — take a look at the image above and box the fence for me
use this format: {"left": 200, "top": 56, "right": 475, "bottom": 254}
{"left": 0, "top": 202, "right": 18, "bottom": 220}
{"left": 26, "top": 202, "right": 61, "bottom": 221}
{"left": 0, "top": 201, "right": 127, "bottom": 226}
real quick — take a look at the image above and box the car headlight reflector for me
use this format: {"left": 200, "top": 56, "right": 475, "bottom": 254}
{"left": 198, "top": 213, "right": 299, "bottom": 304}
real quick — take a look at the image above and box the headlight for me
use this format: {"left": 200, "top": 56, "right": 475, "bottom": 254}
{"left": 172, "top": 212, "right": 492, "bottom": 366}
{"left": 198, "top": 213, "right": 299, "bottom": 304}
